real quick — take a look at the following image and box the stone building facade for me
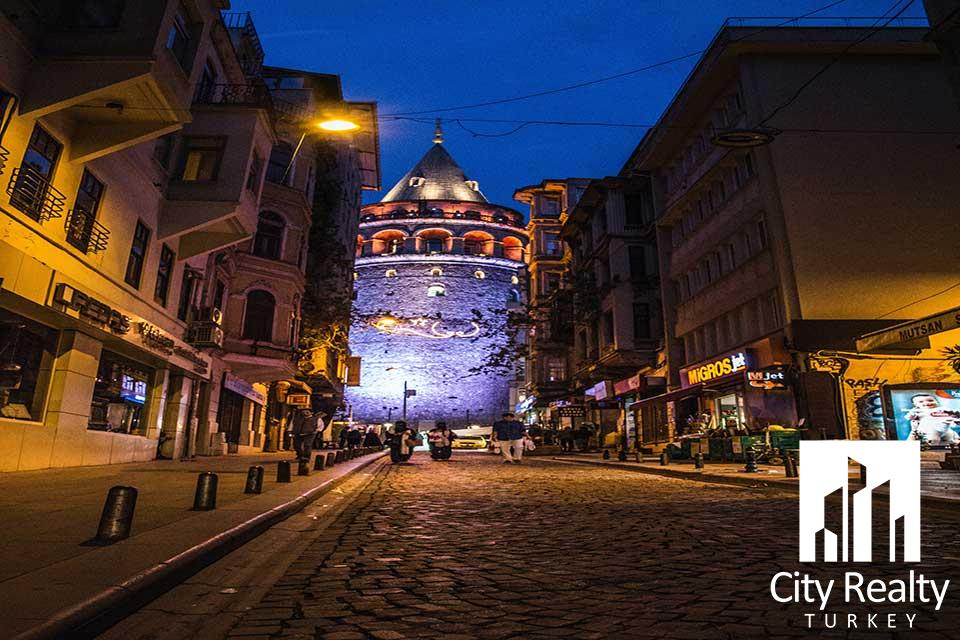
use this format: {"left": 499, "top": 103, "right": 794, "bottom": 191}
{"left": 346, "top": 132, "right": 527, "bottom": 427}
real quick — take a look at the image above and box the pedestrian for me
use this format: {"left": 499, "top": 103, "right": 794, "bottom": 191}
{"left": 492, "top": 412, "right": 526, "bottom": 464}
{"left": 347, "top": 427, "right": 363, "bottom": 450}
{"left": 575, "top": 423, "right": 591, "bottom": 452}
{"left": 363, "top": 428, "right": 382, "bottom": 448}
{"left": 428, "top": 421, "right": 457, "bottom": 460}
{"left": 291, "top": 408, "right": 318, "bottom": 462}
{"left": 386, "top": 421, "right": 415, "bottom": 463}
{"left": 559, "top": 426, "right": 575, "bottom": 453}
{"left": 337, "top": 426, "right": 349, "bottom": 450}
{"left": 310, "top": 410, "right": 327, "bottom": 451}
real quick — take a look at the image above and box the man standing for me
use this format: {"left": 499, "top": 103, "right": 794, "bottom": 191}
{"left": 291, "top": 408, "right": 317, "bottom": 462}
{"left": 492, "top": 412, "right": 526, "bottom": 464}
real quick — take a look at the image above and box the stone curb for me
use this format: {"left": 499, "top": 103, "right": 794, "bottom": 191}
{"left": 14, "top": 451, "right": 389, "bottom": 640}
{"left": 551, "top": 456, "right": 960, "bottom": 508}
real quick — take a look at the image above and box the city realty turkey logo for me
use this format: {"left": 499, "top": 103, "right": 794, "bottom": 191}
{"left": 769, "top": 441, "right": 951, "bottom": 631}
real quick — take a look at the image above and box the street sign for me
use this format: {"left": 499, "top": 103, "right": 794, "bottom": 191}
{"left": 406, "top": 389, "right": 417, "bottom": 397}
{"left": 557, "top": 405, "right": 585, "bottom": 418}
{"left": 856, "top": 305, "right": 960, "bottom": 352}
{"left": 286, "top": 393, "right": 310, "bottom": 407}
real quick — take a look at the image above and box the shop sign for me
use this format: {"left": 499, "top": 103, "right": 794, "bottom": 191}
{"left": 51, "top": 283, "right": 130, "bottom": 334}
{"left": 557, "top": 405, "right": 585, "bottom": 418}
{"left": 586, "top": 381, "right": 613, "bottom": 400}
{"left": 138, "top": 321, "right": 210, "bottom": 377}
{"left": 747, "top": 366, "right": 789, "bottom": 391}
{"left": 681, "top": 351, "right": 749, "bottom": 388}
{"left": 286, "top": 393, "right": 310, "bottom": 407}
{"left": 224, "top": 373, "right": 266, "bottom": 405}
{"left": 614, "top": 374, "right": 642, "bottom": 396}
{"left": 856, "top": 305, "right": 960, "bottom": 352}
{"left": 516, "top": 395, "right": 537, "bottom": 413}
{"left": 346, "top": 356, "right": 361, "bottom": 386}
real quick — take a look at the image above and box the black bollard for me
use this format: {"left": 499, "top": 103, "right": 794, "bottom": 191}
{"left": 277, "top": 460, "right": 292, "bottom": 483}
{"left": 297, "top": 459, "right": 310, "bottom": 476}
{"left": 744, "top": 447, "right": 759, "bottom": 473}
{"left": 244, "top": 465, "right": 264, "bottom": 494}
{"left": 618, "top": 448, "right": 628, "bottom": 462}
{"left": 784, "top": 453, "right": 798, "bottom": 478}
{"left": 635, "top": 451, "right": 642, "bottom": 463}
{"left": 335, "top": 450, "right": 343, "bottom": 463}
{"left": 694, "top": 453, "right": 704, "bottom": 469}
{"left": 660, "top": 451, "right": 669, "bottom": 466}
{"left": 602, "top": 449, "right": 611, "bottom": 460}
{"left": 192, "top": 472, "right": 218, "bottom": 510}
{"left": 95, "top": 486, "right": 138, "bottom": 544}
{"left": 327, "top": 452, "right": 336, "bottom": 467}
{"left": 314, "top": 454, "right": 326, "bottom": 471}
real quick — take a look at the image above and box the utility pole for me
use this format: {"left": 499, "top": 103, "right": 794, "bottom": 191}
{"left": 402, "top": 380, "right": 408, "bottom": 420}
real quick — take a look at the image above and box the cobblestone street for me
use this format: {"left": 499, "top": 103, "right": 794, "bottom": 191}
{"left": 225, "top": 454, "right": 960, "bottom": 640}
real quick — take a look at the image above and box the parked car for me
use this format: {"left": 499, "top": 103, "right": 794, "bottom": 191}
{"left": 451, "top": 435, "right": 487, "bottom": 450}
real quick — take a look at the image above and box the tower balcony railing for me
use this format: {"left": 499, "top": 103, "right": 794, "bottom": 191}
{"left": 6, "top": 165, "right": 66, "bottom": 222}
{"left": 360, "top": 207, "right": 524, "bottom": 228}
{"left": 64, "top": 208, "right": 110, "bottom": 254}
{"left": 358, "top": 238, "right": 526, "bottom": 262}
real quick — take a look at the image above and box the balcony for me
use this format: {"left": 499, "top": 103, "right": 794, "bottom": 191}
{"left": 11, "top": 2, "right": 193, "bottom": 163}
{"left": 5, "top": 166, "right": 66, "bottom": 222}
{"left": 222, "top": 13, "right": 265, "bottom": 78}
{"left": 159, "top": 106, "right": 275, "bottom": 259}
{"left": 194, "top": 83, "right": 274, "bottom": 113}
{"left": 0, "top": 146, "right": 8, "bottom": 176}
{"left": 64, "top": 208, "right": 110, "bottom": 254}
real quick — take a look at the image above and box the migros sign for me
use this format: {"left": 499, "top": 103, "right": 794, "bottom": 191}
{"left": 681, "top": 351, "right": 748, "bottom": 387}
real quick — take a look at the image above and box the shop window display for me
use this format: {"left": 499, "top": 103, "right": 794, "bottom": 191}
{"left": 886, "top": 386, "right": 960, "bottom": 446}
{"left": 89, "top": 351, "right": 151, "bottom": 434}
{"left": 0, "top": 311, "right": 58, "bottom": 421}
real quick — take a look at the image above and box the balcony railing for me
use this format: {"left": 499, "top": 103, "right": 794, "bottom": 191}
{"left": 360, "top": 207, "right": 524, "bottom": 228}
{"left": 222, "top": 12, "right": 265, "bottom": 78}
{"left": 194, "top": 83, "right": 274, "bottom": 111}
{"left": 6, "top": 166, "right": 66, "bottom": 222}
{"left": 64, "top": 208, "right": 110, "bottom": 254}
{"left": 0, "top": 146, "right": 8, "bottom": 176}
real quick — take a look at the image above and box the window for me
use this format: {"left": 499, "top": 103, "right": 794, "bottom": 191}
{"left": 266, "top": 143, "right": 294, "bottom": 185}
{"left": 509, "top": 289, "right": 521, "bottom": 303}
{"left": 427, "top": 284, "right": 446, "bottom": 297}
{"left": 66, "top": 169, "right": 105, "bottom": 253}
{"left": 408, "top": 176, "right": 425, "bottom": 187}
{"left": 543, "top": 272, "right": 561, "bottom": 294}
{"left": 511, "top": 275, "right": 519, "bottom": 285}
{"left": 176, "top": 268, "right": 200, "bottom": 321}
{"left": 386, "top": 238, "right": 402, "bottom": 255}
{"left": 474, "top": 270, "right": 486, "bottom": 279}
{"left": 213, "top": 279, "right": 226, "bottom": 310}
{"left": 166, "top": 4, "right": 195, "bottom": 71}
{"left": 725, "top": 242, "right": 738, "bottom": 270}
{"left": 677, "top": 277, "right": 689, "bottom": 301}
{"left": 543, "top": 232, "right": 561, "bottom": 256}
{"left": 246, "top": 152, "right": 263, "bottom": 192}
{"left": 385, "top": 269, "right": 397, "bottom": 278}
{"left": 154, "top": 244, "right": 175, "bottom": 306}
{"left": 628, "top": 246, "right": 646, "bottom": 279}
{"left": 195, "top": 59, "right": 217, "bottom": 102}
{"left": 243, "top": 290, "right": 275, "bottom": 341}
{"left": 756, "top": 217, "right": 768, "bottom": 250}
{"left": 425, "top": 238, "right": 444, "bottom": 253}
{"left": 430, "top": 267, "right": 443, "bottom": 277}
{"left": 153, "top": 134, "right": 176, "bottom": 171}
{"left": 633, "top": 303, "right": 652, "bottom": 340}
{"left": 88, "top": 351, "right": 151, "bottom": 434}
{"left": 602, "top": 311, "right": 615, "bottom": 347}
{"left": 0, "top": 310, "right": 58, "bottom": 422}
{"left": 124, "top": 220, "right": 150, "bottom": 287}
{"left": 545, "top": 357, "right": 566, "bottom": 382}
{"left": 252, "top": 212, "right": 285, "bottom": 260}
{"left": 178, "top": 137, "right": 225, "bottom": 182}
{"left": 539, "top": 196, "right": 560, "bottom": 217}
{"left": 11, "top": 125, "right": 62, "bottom": 220}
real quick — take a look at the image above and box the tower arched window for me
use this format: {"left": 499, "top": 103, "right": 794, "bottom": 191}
{"left": 266, "top": 142, "right": 295, "bottom": 186}
{"left": 253, "top": 212, "right": 285, "bottom": 260}
{"left": 474, "top": 270, "right": 486, "bottom": 279}
{"left": 243, "top": 290, "right": 275, "bottom": 341}
{"left": 385, "top": 269, "right": 397, "bottom": 278}
{"left": 430, "top": 267, "right": 443, "bottom": 277}
{"left": 427, "top": 284, "right": 446, "bottom": 298}
{"left": 509, "top": 289, "right": 522, "bottom": 303}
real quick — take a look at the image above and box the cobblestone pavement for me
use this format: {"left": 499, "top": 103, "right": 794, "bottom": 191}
{"left": 226, "top": 454, "right": 960, "bottom": 640}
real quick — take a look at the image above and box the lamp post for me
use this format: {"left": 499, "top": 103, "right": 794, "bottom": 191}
{"left": 281, "top": 115, "right": 362, "bottom": 184}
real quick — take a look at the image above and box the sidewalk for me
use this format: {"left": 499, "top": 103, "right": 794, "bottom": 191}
{"left": 0, "top": 448, "right": 385, "bottom": 638}
{"left": 551, "top": 451, "right": 960, "bottom": 506}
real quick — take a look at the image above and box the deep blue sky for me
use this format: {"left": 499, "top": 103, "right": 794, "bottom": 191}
{"left": 233, "top": 0, "right": 927, "bottom": 208}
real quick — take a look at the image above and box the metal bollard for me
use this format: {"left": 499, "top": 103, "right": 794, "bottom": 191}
{"left": 95, "top": 486, "right": 138, "bottom": 544}
{"left": 314, "top": 454, "right": 326, "bottom": 471}
{"left": 744, "top": 447, "right": 759, "bottom": 473}
{"left": 244, "top": 465, "right": 264, "bottom": 494}
{"left": 635, "top": 451, "right": 642, "bottom": 463}
{"left": 694, "top": 453, "right": 704, "bottom": 469}
{"left": 784, "top": 453, "right": 798, "bottom": 478}
{"left": 192, "top": 472, "right": 218, "bottom": 510}
{"left": 297, "top": 459, "right": 310, "bottom": 476}
{"left": 327, "top": 452, "right": 336, "bottom": 467}
{"left": 660, "top": 451, "right": 669, "bottom": 466}
{"left": 335, "top": 450, "right": 343, "bottom": 463}
{"left": 602, "top": 449, "right": 611, "bottom": 460}
{"left": 277, "top": 460, "right": 292, "bottom": 483}
{"left": 618, "top": 448, "right": 628, "bottom": 462}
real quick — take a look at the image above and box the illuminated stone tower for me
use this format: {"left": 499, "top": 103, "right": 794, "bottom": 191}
{"left": 347, "top": 126, "right": 527, "bottom": 426}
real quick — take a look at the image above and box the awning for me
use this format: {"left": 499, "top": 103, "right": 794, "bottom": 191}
{"left": 629, "top": 384, "right": 703, "bottom": 409}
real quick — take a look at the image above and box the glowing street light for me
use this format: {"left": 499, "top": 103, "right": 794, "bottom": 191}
{"left": 316, "top": 118, "right": 360, "bottom": 132}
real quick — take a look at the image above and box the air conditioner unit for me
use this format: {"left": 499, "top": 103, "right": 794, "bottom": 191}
{"left": 186, "top": 322, "right": 224, "bottom": 348}
{"left": 195, "top": 307, "right": 223, "bottom": 325}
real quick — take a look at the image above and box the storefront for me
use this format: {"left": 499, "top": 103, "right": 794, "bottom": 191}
{"left": 218, "top": 373, "right": 268, "bottom": 453}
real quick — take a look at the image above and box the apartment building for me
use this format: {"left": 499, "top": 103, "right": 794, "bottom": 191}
{"left": 512, "top": 178, "right": 587, "bottom": 425}
{"left": 0, "top": 2, "right": 377, "bottom": 469}
{"left": 559, "top": 177, "right": 662, "bottom": 446}
{"left": 622, "top": 21, "right": 960, "bottom": 444}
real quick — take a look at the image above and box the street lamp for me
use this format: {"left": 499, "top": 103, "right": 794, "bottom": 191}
{"left": 282, "top": 116, "right": 362, "bottom": 183}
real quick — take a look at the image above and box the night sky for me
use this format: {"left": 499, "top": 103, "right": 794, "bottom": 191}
{"left": 232, "top": 0, "right": 927, "bottom": 208}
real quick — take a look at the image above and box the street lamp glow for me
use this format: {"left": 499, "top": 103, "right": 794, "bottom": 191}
{"left": 316, "top": 118, "right": 360, "bottom": 132}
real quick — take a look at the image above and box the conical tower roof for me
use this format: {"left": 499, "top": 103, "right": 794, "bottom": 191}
{"left": 381, "top": 122, "right": 488, "bottom": 203}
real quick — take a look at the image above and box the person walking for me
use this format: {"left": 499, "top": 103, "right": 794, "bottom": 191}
{"left": 291, "top": 408, "right": 318, "bottom": 462}
{"left": 559, "top": 426, "right": 575, "bottom": 453}
{"left": 363, "top": 428, "right": 382, "bottom": 448}
{"left": 492, "top": 412, "right": 526, "bottom": 464}
{"left": 346, "top": 427, "right": 363, "bottom": 450}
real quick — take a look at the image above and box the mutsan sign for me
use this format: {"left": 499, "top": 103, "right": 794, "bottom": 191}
{"left": 681, "top": 351, "right": 749, "bottom": 388}
{"left": 856, "top": 305, "right": 960, "bottom": 352}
